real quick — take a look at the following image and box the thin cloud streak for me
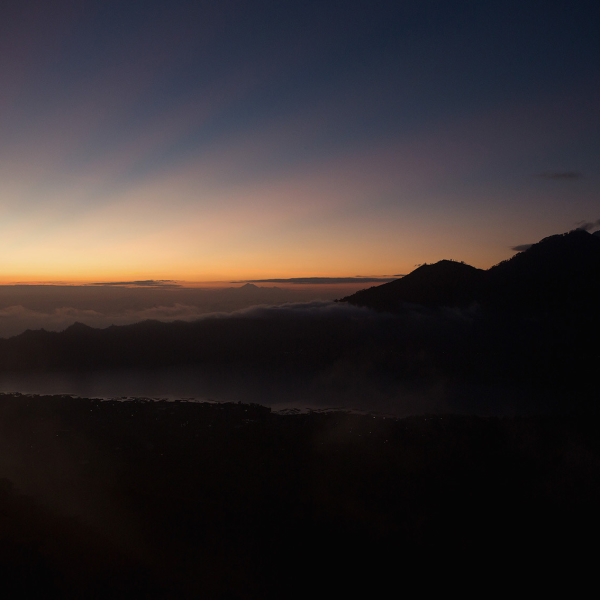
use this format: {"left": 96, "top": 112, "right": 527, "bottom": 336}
{"left": 236, "top": 277, "right": 396, "bottom": 285}
{"left": 511, "top": 244, "right": 533, "bottom": 252}
{"left": 576, "top": 219, "right": 600, "bottom": 232}
{"left": 537, "top": 171, "right": 583, "bottom": 180}
{"left": 90, "top": 280, "right": 181, "bottom": 288}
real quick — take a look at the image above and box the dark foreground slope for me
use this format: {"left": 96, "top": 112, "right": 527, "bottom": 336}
{"left": 0, "top": 394, "right": 599, "bottom": 597}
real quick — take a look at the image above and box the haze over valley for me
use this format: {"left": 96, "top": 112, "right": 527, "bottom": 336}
{"left": 0, "top": 228, "right": 597, "bottom": 416}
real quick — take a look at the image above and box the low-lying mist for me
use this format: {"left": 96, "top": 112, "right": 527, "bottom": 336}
{"left": 0, "top": 298, "right": 592, "bottom": 416}
{"left": 0, "top": 283, "right": 358, "bottom": 338}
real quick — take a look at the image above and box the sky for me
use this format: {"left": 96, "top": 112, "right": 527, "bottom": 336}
{"left": 1, "top": 0, "right": 599, "bottom": 283}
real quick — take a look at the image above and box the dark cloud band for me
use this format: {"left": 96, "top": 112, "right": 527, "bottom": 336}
{"left": 537, "top": 171, "right": 582, "bottom": 180}
{"left": 511, "top": 244, "right": 533, "bottom": 252}
{"left": 233, "top": 277, "right": 397, "bottom": 285}
{"left": 89, "top": 280, "right": 181, "bottom": 288}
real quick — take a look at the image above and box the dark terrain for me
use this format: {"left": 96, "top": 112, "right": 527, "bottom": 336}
{"left": 0, "top": 230, "right": 597, "bottom": 411}
{"left": 341, "top": 228, "right": 600, "bottom": 313}
{"left": 1, "top": 229, "right": 599, "bottom": 596}
{"left": 1, "top": 394, "right": 599, "bottom": 597}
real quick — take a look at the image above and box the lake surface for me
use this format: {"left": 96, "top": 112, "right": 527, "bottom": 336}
{"left": 0, "top": 364, "right": 543, "bottom": 416}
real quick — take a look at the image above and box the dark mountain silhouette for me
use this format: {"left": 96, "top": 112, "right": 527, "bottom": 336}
{"left": 486, "top": 228, "right": 600, "bottom": 313}
{"left": 340, "top": 229, "right": 600, "bottom": 313}
{"left": 338, "top": 260, "right": 485, "bottom": 311}
{"left": 0, "top": 230, "right": 597, "bottom": 411}
{"left": 0, "top": 309, "right": 363, "bottom": 372}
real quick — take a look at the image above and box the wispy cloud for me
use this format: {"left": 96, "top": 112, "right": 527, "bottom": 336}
{"left": 511, "top": 244, "right": 533, "bottom": 252}
{"left": 89, "top": 280, "right": 181, "bottom": 288}
{"left": 233, "top": 277, "right": 395, "bottom": 285}
{"left": 0, "top": 303, "right": 205, "bottom": 338}
{"left": 575, "top": 219, "right": 600, "bottom": 232}
{"left": 537, "top": 171, "right": 582, "bottom": 180}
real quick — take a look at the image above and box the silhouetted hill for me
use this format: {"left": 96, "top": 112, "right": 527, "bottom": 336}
{"left": 486, "top": 229, "right": 600, "bottom": 312}
{"left": 0, "top": 310, "right": 360, "bottom": 372}
{"left": 0, "top": 231, "right": 597, "bottom": 408}
{"left": 341, "top": 229, "right": 600, "bottom": 314}
{"left": 339, "top": 260, "right": 485, "bottom": 311}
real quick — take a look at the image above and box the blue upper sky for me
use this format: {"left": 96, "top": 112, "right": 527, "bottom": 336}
{"left": 0, "top": 0, "right": 598, "bottom": 281}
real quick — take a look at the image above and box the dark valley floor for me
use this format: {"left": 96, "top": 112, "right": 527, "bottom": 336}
{"left": 0, "top": 394, "right": 598, "bottom": 597}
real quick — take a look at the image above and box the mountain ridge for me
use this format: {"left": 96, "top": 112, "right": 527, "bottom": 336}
{"left": 340, "top": 229, "right": 600, "bottom": 313}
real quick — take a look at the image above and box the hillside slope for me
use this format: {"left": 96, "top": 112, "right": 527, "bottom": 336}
{"left": 341, "top": 229, "right": 600, "bottom": 313}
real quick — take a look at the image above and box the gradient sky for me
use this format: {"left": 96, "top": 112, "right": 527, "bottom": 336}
{"left": 1, "top": 0, "right": 598, "bottom": 282}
